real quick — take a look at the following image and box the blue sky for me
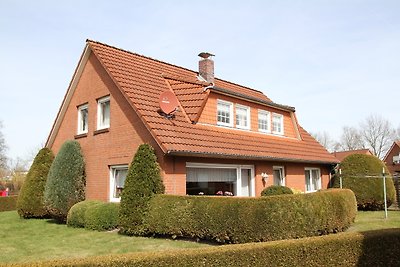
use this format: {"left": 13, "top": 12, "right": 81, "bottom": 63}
{"left": 1, "top": 0, "right": 399, "bottom": 161}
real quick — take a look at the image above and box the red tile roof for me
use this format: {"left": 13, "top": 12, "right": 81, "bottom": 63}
{"left": 87, "top": 40, "right": 338, "bottom": 164}
{"left": 331, "top": 149, "right": 373, "bottom": 162}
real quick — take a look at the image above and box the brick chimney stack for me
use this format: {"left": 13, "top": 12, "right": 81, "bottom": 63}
{"left": 198, "top": 52, "right": 215, "bottom": 83}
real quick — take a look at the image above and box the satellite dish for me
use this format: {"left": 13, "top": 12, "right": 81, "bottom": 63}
{"left": 159, "top": 90, "right": 179, "bottom": 114}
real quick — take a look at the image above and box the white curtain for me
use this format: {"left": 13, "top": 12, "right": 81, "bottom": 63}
{"left": 186, "top": 168, "right": 237, "bottom": 182}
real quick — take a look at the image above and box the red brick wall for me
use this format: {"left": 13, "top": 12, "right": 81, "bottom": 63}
{"left": 198, "top": 92, "right": 298, "bottom": 139}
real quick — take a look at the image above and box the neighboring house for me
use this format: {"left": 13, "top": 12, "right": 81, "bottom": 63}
{"left": 383, "top": 140, "right": 400, "bottom": 177}
{"left": 331, "top": 149, "right": 373, "bottom": 162}
{"left": 46, "top": 40, "right": 338, "bottom": 202}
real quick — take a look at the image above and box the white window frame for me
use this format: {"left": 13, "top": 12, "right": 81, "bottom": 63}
{"left": 109, "top": 165, "right": 129, "bottom": 202}
{"left": 273, "top": 166, "right": 285, "bottom": 186}
{"left": 217, "top": 99, "right": 233, "bottom": 127}
{"left": 258, "top": 109, "right": 270, "bottom": 133}
{"left": 272, "top": 113, "right": 284, "bottom": 135}
{"left": 305, "top": 168, "right": 321, "bottom": 193}
{"left": 186, "top": 162, "right": 255, "bottom": 197}
{"left": 97, "top": 96, "right": 110, "bottom": 130}
{"left": 235, "top": 104, "right": 250, "bottom": 130}
{"left": 77, "top": 104, "right": 88, "bottom": 134}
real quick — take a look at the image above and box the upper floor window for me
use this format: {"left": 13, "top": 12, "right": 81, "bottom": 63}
{"left": 77, "top": 104, "right": 88, "bottom": 134}
{"left": 258, "top": 110, "right": 270, "bottom": 132}
{"left": 305, "top": 168, "right": 321, "bottom": 193}
{"left": 217, "top": 100, "right": 233, "bottom": 127}
{"left": 236, "top": 104, "right": 250, "bottom": 130}
{"left": 97, "top": 96, "right": 110, "bottom": 130}
{"left": 272, "top": 113, "right": 284, "bottom": 135}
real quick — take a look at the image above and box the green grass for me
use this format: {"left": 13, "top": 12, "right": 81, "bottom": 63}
{"left": 347, "top": 210, "right": 400, "bottom": 232}
{"left": 0, "top": 211, "right": 209, "bottom": 264}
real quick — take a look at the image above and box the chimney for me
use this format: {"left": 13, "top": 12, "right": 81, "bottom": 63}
{"left": 198, "top": 52, "right": 215, "bottom": 83}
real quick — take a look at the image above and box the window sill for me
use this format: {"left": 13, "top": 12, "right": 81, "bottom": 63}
{"left": 94, "top": 128, "right": 109, "bottom": 135}
{"left": 74, "top": 133, "right": 88, "bottom": 139}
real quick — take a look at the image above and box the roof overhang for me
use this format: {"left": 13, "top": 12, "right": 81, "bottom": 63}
{"left": 166, "top": 150, "right": 339, "bottom": 165}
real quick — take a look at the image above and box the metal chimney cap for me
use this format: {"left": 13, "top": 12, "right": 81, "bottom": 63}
{"left": 198, "top": 52, "right": 215, "bottom": 59}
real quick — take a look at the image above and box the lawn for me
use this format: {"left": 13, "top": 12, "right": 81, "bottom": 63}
{"left": 346, "top": 210, "right": 400, "bottom": 232}
{"left": 0, "top": 211, "right": 210, "bottom": 264}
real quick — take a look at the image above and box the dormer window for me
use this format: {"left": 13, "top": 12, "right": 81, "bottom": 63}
{"left": 217, "top": 100, "right": 233, "bottom": 127}
{"left": 97, "top": 96, "right": 110, "bottom": 130}
{"left": 236, "top": 104, "right": 250, "bottom": 130}
{"left": 77, "top": 104, "right": 88, "bottom": 135}
{"left": 272, "top": 113, "right": 284, "bottom": 135}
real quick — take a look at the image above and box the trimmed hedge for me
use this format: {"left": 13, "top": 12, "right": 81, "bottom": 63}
{"left": 85, "top": 202, "right": 119, "bottom": 231}
{"left": 17, "top": 147, "right": 54, "bottom": 218}
{"left": 67, "top": 200, "right": 102, "bottom": 228}
{"left": 12, "top": 229, "right": 400, "bottom": 266}
{"left": 44, "top": 140, "right": 86, "bottom": 222}
{"left": 143, "top": 189, "right": 357, "bottom": 244}
{"left": 0, "top": 196, "right": 18, "bottom": 212}
{"left": 332, "top": 154, "right": 396, "bottom": 210}
{"left": 261, "top": 185, "right": 293, "bottom": 196}
{"left": 67, "top": 200, "right": 119, "bottom": 231}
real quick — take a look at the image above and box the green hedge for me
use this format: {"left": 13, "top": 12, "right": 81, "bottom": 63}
{"left": 143, "top": 189, "right": 357, "bottom": 244}
{"left": 67, "top": 200, "right": 119, "bottom": 231}
{"left": 261, "top": 185, "right": 293, "bottom": 196}
{"left": 0, "top": 196, "right": 18, "bottom": 212}
{"left": 12, "top": 229, "right": 400, "bottom": 266}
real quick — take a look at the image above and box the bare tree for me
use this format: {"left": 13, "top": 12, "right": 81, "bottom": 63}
{"left": 336, "top": 126, "right": 365, "bottom": 151}
{"left": 0, "top": 121, "right": 7, "bottom": 172}
{"left": 360, "top": 114, "right": 395, "bottom": 159}
{"left": 311, "top": 131, "right": 336, "bottom": 152}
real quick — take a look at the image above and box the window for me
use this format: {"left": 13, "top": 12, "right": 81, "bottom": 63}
{"left": 272, "top": 113, "right": 284, "bottom": 135}
{"left": 97, "top": 96, "right": 110, "bottom": 130}
{"left": 77, "top": 104, "right": 88, "bottom": 134}
{"left": 110, "top": 165, "right": 128, "bottom": 202}
{"left": 258, "top": 110, "right": 270, "bottom": 132}
{"left": 236, "top": 104, "right": 250, "bottom": 129}
{"left": 305, "top": 168, "right": 321, "bottom": 192}
{"left": 217, "top": 100, "right": 233, "bottom": 127}
{"left": 273, "top": 166, "right": 285, "bottom": 186}
{"left": 186, "top": 163, "right": 255, "bottom": 197}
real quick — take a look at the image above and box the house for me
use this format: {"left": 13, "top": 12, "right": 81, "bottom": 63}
{"left": 46, "top": 40, "right": 338, "bottom": 202}
{"left": 331, "top": 149, "right": 373, "bottom": 162}
{"left": 384, "top": 140, "right": 400, "bottom": 177}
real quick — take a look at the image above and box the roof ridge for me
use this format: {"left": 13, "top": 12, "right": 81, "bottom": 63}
{"left": 86, "top": 39, "right": 269, "bottom": 98}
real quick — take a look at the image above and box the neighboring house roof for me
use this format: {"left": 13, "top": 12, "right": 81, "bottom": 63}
{"left": 332, "top": 149, "right": 373, "bottom": 162}
{"left": 47, "top": 40, "right": 338, "bottom": 164}
{"left": 383, "top": 140, "right": 400, "bottom": 162}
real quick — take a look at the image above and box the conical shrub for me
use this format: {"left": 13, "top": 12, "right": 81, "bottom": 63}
{"left": 44, "top": 140, "right": 86, "bottom": 222}
{"left": 119, "top": 144, "right": 164, "bottom": 235}
{"left": 17, "top": 147, "right": 54, "bottom": 218}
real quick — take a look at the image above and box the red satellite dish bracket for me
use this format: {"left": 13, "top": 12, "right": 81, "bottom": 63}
{"left": 159, "top": 90, "right": 179, "bottom": 118}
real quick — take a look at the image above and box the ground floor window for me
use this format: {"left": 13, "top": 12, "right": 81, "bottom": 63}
{"left": 273, "top": 166, "right": 285, "bottom": 186}
{"left": 186, "top": 163, "right": 255, "bottom": 196}
{"left": 110, "top": 165, "right": 128, "bottom": 202}
{"left": 305, "top": 168, "right": 321, "bottom": 192}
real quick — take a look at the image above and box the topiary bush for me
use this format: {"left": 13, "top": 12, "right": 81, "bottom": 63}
{"left": 261, "top": 185, "right": 293, "bottom": 196}
{"left": 119, "top": 144, "right": 164, "bottom": 236}
{"left": 17, "top": 148, "right": 54, "bottom": 218}
{"left": 67, "top": 200, "right": 102, "bottom": 228}
{"left": 143, "top": 189, "right": 357, "bottom": 244}
{"left": 85, "top": 202, "right": 119, "bottom": 231}
{"left": 331, "top": 154, "right": 396, "bottom": 210}
{"left": 44, "top": 140, "right": 86, "bottom": 223}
